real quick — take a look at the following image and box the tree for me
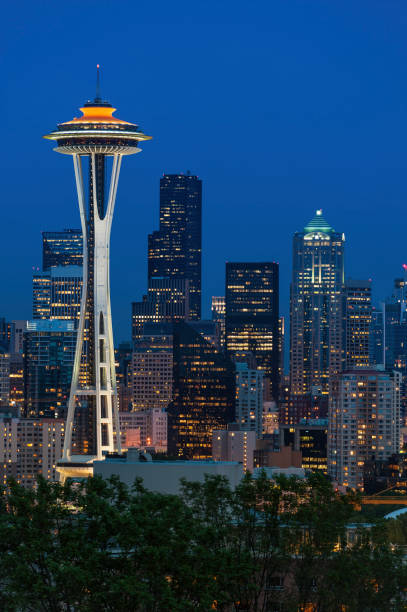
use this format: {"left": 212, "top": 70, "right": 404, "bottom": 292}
{"left": 0, "top": 472, "right": 406, "bottom": 611}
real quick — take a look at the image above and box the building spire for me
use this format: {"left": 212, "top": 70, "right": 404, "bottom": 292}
{"left": 95, "top": 64, "right": 101, "bottom": 102}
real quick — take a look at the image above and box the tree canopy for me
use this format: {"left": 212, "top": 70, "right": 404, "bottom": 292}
{"left": 0, "top": 472, "right": 405, "bottom": 611}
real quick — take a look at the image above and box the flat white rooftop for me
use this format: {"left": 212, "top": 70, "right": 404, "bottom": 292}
{"left": 94, "top": 451, "right": 244, "bottom": 494}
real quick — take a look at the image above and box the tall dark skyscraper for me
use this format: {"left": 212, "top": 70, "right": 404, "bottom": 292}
{"left": 148, "top": 174, "right": 202, "bottom": 320}
{"left": 342, "top": 279, "right": 372, "bottom": 369}
{"left": 225, "top": 262, "right": 279, "bottom": 400}
{"left": 290, "top": 210, "right": 344, "bottom": 399}
{"left": 42, "top": 230, "right": 83, "bottom": 270}
{"left": 167, "top": 322, "right": 235, "bottom": 459}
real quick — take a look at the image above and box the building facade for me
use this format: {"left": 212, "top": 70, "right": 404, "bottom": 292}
{"left": 168, "top": 322, "right": 235, "bottom": 459}
{"left": 23, "top": 320, "right": 76, "bottom": 419}
{"left": 328, "top": 368, "right": 401, "bottom": 490}
{"left": 119, "top": 408, "right": 167, "bottom": 452}
{"left": 131, "top": 277, "right": 189, "bottom": 341}
{"left": 148, "top": 174, "right": 202, "bottom": 320}
{"left": 280, "top": 419, "right": 328, "bottom": 473}
{"left": 212, "top": 428, "right": 256, "bottom": 472}
{"left": 211, "top": 296, "right": 226, "bottom": 348}
{"left": 290, "top": 210, "right": 344, "bottom": 398}
{"left": 342, "top": 279, "right": 371, "bottom": 369}
{"left": 0, "top": 415, "right": 64, "bottom": 489}
{"left": 0, "top": 349, "right": 10, "bottom": 408}
{"left": 33, "top": 265, "right": 83, "bottom": 322}
{"left": 235, "top": 361, "right": 263, "bottom": 438}
{"left": 225, "top": 262, "right": 279, "bottom": 401}
{"left": 42, "top": 229, "right": 83, "bottom": 270}
{"left": 131, "top": 334, "right": 173, "bottom": 411}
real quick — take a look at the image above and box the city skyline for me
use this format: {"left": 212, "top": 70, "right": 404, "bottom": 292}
{"left": 3, "top": 1, "right": 407, "bottom": 344}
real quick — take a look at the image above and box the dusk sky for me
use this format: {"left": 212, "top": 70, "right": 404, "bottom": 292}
{"left": 2, "top": 0, "right": 407, "bottom": 342}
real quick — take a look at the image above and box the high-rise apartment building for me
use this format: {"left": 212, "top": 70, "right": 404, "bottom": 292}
{"left": 33, "top": 266, "right": 83, "bottom": 322}
{"left": 211, "top": 296, "right": 226, "bottom": 348}
{"left": 131, "top": 277, "right": 189, "bottom": 340}
{"left": 167, "top": 322, "right": 235, "bottom": 459}
{"left": 0, "top": 415, "right": 64, "bottom": 488}
{"left": 328, "top": 368, "right": 401, "bottom": 490}
{"left": 148, "top": 174, "right": 202, "bottom": 320}
{"left": 235, "top": 362, "right": 263, "bottom": 437}
{"left": 290, "top": 210, "right": 344, "bottom": 397}
{"left": 23, "top": 320, "right": 76, "bottom": 419}
{"left": 342, "top": 279, "right": 372, "bottom": 369}
{"left": 225, "top": 262, "right": 279, "bottom": 400}
{"left": 42, "top": 229, "right": 83, "bottom": 270}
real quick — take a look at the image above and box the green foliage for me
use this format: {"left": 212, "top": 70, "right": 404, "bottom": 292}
{"left": 0, "top": 472, "right": 405, "bottom": 611}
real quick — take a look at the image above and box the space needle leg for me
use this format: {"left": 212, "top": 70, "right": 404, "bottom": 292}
{"left": 62, "top": 154, "right": 88, "bottom": 461}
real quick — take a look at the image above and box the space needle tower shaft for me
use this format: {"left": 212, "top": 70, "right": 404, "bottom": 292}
{"left": 44, "top": 68, "right": 151, "bottom": 478}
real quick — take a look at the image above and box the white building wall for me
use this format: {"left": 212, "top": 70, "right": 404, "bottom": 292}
{"left": 95, "top": 453, "right": 243, "bottom": 494}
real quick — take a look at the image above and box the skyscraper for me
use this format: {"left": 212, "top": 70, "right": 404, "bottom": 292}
{"left": 168, "top": 322, "right": 235, "bottom": 459}
{"left": 328, "top": 368, "right": 401, "bottom": 490}
{"left": 290, "top": 210, "right": 344, "bottom": 398}
{"left": 44, "top": 72, "right": 151, "bottom": 478}
{"left": 131, "top": 330, "right": 173, "bottom": 411}
{"left": 131, "top": 277, "right": 190, "bottom": 341}
{"left": 225, "top": 262, "right": 279, "bottom": 400}
{"left": 148, "top": 174, "right": 202, "bottom": 319}
{"left": 342, "top": 279, "right": 372, "bottom": 369}
{"left": 42, "top": 229, "right": 83, "bottom": 270}
{"left": 23, "top": 320, "right": 76, "bottom": 419}
{"left": 33, "top": 266, "right": 83, "bottom": 322}
{"left": 211, "top": 296, "right": 226, "bottom": 348}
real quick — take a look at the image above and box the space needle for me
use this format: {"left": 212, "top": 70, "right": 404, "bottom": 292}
{"left": 44, "top": 68, "right": 151, "bottom": 480}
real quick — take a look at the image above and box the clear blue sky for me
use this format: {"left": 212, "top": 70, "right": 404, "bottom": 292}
{"left": 2, "top": 0, "right": 407, "bottom": 341}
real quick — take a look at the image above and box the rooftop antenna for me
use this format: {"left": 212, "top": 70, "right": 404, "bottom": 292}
{"left": 95, "top": 64, "right": 101, "bottom": 102}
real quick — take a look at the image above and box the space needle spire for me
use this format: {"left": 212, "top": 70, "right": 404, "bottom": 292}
{"left": 44, "top": 70, "right": 151, "bottom": 480}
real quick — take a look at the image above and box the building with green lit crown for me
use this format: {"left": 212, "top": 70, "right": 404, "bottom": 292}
{"left": 290, "top": 210, "right": 344, "bottom": 401}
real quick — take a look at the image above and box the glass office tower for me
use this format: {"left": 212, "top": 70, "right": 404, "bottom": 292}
{"left": 225, "top": 262, "right": 279, "bottom": 401}
{"left": 148, "top": 174, "right": 202, "bottom": 320}
{"left": 290, "top": 210, "right": 344, "bottom": 398}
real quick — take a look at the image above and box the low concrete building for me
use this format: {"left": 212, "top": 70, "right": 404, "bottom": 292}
{"left": 94, "top": 449, "right": 243, "bottom": 494}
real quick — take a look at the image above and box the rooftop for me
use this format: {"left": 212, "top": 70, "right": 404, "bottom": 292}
{"left": 304, "top": 209, "right": 334, "bottom": 235}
